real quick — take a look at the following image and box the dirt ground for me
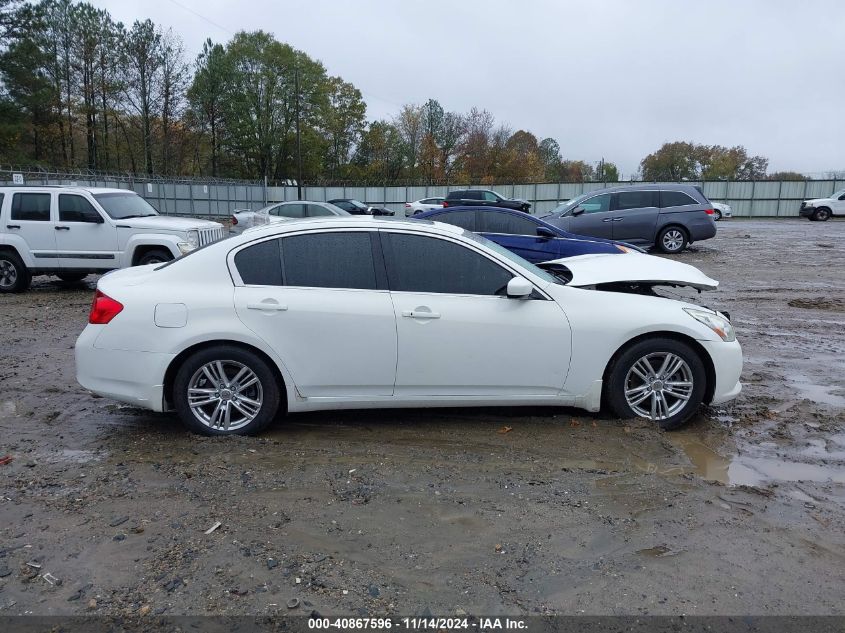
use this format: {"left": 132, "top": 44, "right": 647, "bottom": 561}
{"left": 1, "top": 219, "right": 844, "bottom": 618}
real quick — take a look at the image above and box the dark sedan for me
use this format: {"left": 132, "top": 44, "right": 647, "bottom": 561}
{"left": 413, "top": 206, "right": 640, "bottom": 263}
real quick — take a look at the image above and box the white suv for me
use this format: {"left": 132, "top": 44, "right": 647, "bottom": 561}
{"left": 0, "top": 186, "right": 224, "bottom": 292}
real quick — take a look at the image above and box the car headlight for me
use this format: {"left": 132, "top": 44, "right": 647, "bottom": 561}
{"left": 186, "top": 230, "right": 200, "bottom": 248}
{"left": 177, "top": 242, "right": 194, "bottom": 254}
{"left": 684, "top": 308, "right": 735, "bottom": 342}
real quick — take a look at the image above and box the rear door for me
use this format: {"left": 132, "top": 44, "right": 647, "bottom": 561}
{"left": 55, "top": 193, "right": 119, "bottom": 269}
{"left": 8, "top": 191, "right": 58, "bottom": 262}
{"left": 610, "top": 190, "right": 659, "bottom": 243}
{"left": 232, "top": 230, "right": 397, "bottom": 397}
{"left": 564, "top": 192, "right": 614, "bottom": 238}
{"left": 382, "top": 230, "right": 571, "bottom": 397}
{"left": 476, "top": 210, "right": 560, "bottom": 263}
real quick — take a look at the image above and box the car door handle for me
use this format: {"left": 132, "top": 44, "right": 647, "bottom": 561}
{"left": 247, "top": 302, "right": 288, "bottom": 312}
{"left": 54, "top": 225, "right": 70, "bottom": 230}
{"left": 401, "top": 310, "right": 441, "bottom": 319}
{"left": 602, "top": 218, "right": 613, "bottom": 222}
{"left": 6, "top": 224, "right": 20, "bottom": 229}
{"left": 612, "top": 217, "right": 623, "bottom": 221}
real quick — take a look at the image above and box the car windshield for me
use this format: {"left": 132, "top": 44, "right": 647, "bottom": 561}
{"left": 460, "top": 230, "right": 561, "bottom": 286}
{"left": 93, "top": 192, "right": 160, "bottom": 219}
{"left": 346, "top": 199, "right": 368, "bottom": 209}
{"left": 549, "top": 193, "right": 591, "bottom": 216}
{"left": 832, "top": 189, "right": 845, "bottom": 199}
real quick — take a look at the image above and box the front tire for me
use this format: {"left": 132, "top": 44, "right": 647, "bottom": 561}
{"left": 606, "top": 337, "right": 707, "bottom": 430}
{"left": 812, "top": 208, "right": 831, "bottom": 222}
{"left": 657, "top": 226, "right": 688, "bottom": 254}
{"left": 137, "top": 249, "right": 173, "bottom": 266}
{"left": 173, "top": 345, "right": 282, "bottom": 436}
{"left": 0, "top": 251, "right": 31, "bottom": 293}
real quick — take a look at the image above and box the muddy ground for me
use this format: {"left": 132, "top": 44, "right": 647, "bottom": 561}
{"left": 1, "top": 219, "right": 844, "bottom": 618}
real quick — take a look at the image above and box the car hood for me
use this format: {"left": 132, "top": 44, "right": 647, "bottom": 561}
{"left": 114, "top": 216, "right": 222, "bottom": 231}
{"left": 804, "top": 197, "right": 833, "bottom": 205}
{"left": 541, "top": 253, "right": 718, "bottom": 291}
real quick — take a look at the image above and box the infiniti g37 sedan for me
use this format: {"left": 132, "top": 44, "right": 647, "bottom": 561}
{"left": 75, "top": 217, "right": 742, "bottom": 436}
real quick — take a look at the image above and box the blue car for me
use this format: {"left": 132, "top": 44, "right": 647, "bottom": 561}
{"left": 413, "top": 206, "right": 640, "bottom": 263}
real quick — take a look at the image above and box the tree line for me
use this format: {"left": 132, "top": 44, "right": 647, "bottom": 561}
{"left": 0, "top": 1, "right": 816, "bottom": 184}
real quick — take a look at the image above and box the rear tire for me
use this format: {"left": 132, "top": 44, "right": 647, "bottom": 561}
{"left": 0, "top": 251, "right": 31, "bottom": 293}
{"left": 137, "top": 249, "right": 173, "bottom": 266}
{"left": 713, "top": 210, "right": 722, "bottom": 221}
{"left": 56, "top": 272, "right": 88, "bottom": 283}
{"left": 606, "top": 337, "right": 706, "bottom": 430}
{"left": 173, "top": 345, "right": 282, "bottom": 436}
{"left": 656, "top": 226, "right": 688, "bottom": 254}
{"left": 812, "top": 208, "right": 831, "bottom": 222}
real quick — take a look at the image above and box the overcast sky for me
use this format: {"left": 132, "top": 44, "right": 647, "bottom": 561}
{"left": 91, "top": 0, "right": 844, "bottom": 178}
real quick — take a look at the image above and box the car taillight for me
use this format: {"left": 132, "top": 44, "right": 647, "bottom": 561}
{"left": 89, "top": 290, "right": 123, "bottom": 324}
{"left": 442, "top": 201, "right": 450, "bottom": 207}
{"left": 231, "top": 215, "right": 238, "bottom": 225}
{"left": 704, "top": 208, "right": 715, "bottom": 215}
{"left": 404, "top": 203, "right": 411, "bottom": 208}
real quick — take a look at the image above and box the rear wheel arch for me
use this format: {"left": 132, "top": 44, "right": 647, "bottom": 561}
{"left": 602, "top": 331, "right": 716, "bottom": 406}
{"left": 163, "top": 339, "right": 289, "bottom": 413}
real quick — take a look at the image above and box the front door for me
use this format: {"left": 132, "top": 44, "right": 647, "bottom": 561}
{"left": 232, "top": 231, "right": 397, "bottom": 397}
{"left": 55, "top": 193, "right": 119, "bottom": 269}
{"left": 564, "top": 192, "right": 614, "bottom": 239}
{"left": 381, "top": 231, "right": 571, "bottom": 397}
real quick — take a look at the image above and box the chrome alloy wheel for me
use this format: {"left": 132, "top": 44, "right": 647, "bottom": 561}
{"left": 662, "top": 229, "right": 685, "bottom": 252}
{"left": 0, "top": 260, "right": 17, "bottom": 289}
{"left": 186, "top": 360, "right": 263, "bottom": 431}
{"left": 624, "top": 352, "right": 694, "bottom": 421}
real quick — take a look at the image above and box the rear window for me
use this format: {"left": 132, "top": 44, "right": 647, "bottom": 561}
{"left": 11, "top": 192, "right": 51, "bottom": 221}
{"left": 660, "top": 191, "right": 698, "bottom": 208}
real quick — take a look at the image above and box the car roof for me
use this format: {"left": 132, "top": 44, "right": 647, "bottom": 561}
{"left": 574, "top": 183, "right": 701, "bottom": 195}
{"left": 0, "top": 185, "right": 132, "bottom": 194}
{"left": 232, "top": 215, "right": 461, "bottom": 239}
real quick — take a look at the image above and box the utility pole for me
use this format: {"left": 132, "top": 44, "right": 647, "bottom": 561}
{"left": 295, "top": 64, "right": 303, "bottom": 200}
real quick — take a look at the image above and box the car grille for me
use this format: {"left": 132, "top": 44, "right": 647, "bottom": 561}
{"left": 800, "top": 202, "right": 806, "bottom": 210}
{"left": 198, "top": 226, "right": 224, "bottom": 246}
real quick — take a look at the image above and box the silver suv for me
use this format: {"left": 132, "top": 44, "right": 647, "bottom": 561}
{"left": 540, "top": 184, "right": 717, "bottom": 253}
{"left": 0, "top": 186, "right": 224, "bottom": 292}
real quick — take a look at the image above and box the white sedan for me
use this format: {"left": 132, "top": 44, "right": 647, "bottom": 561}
{"left": 405, "top": 197, "right": 445, "bottom": 215}
{"left": 712, "top": 202, "right": 732, "bottom": 221}
{"left": 75, "top": 218, "right": 742, "bottom": 436}
{"left": 252, "top": 201, "right": 350, "bottom": 226}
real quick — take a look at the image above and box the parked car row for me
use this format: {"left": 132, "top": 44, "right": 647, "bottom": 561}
{"left": 75, "top": 215, "right": 742, "bottom": 436}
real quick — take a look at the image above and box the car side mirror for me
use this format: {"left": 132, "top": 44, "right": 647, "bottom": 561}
{"left": 506, "top": 276, "right": 533, "bottom": 299}
{"left": 571, "top": 207, "right": 585, "bottom": 217}
{"left": 536, "top": 226, "right": 555, "bottom": 239}
{"left": 839, "top": 194, "right": 845, "bottom": 201}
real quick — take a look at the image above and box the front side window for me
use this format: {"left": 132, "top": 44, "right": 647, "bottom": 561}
{"left": 660, "top": 191, "right": 698, "bottom": 208}
{"left": 482, "top": 191, "right": 499, "bottom": 202}
{"left": 577, "top": 193, "right": 611, "bottom": 214}
{"left": 11, "top": 193, "right": 51, "bottom": 221}
{"left": 93, "top": 193, "right": 159, "bottom": 219}
{"left": 282, "top": 232, "right": 377, "bottom": 290}
{"left": 59, "top": 194, "right": 103, "bottom": 222}
{"left": 615, "top": 190, "right": 658, "bottom": 211}
{"left": 383, "top": 232, "right": 512, "bottom": 296}
{"left": 432, "top": 211, "right": 475, "bottom": 230}
{"left": 306, "top": 204, "right": 334, "bottom": 217}
{"left": 477, "top": 211, "right": 537, "bottom": 235}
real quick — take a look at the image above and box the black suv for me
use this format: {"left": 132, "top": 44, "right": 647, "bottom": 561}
{"left": 443, "top": 189, "right": 531, "bottom": 212}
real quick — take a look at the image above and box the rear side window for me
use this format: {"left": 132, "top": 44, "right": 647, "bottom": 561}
{"left": 282, "top": 232, "right": 377, "bottom": 290}
{"left": 11, "top": 193, "right": 51, "bottom": 221}
{"left": 306, "top": 204, "right": 334, "bottom": 217}
{"left": 660, "top": 191, "right": 698, "bottom": 208}
{"left": 383, "top": 233, "right": 512, "bottom": 296}
{"left": 59, "top": 194, "right": 102, "bottom": 222}
{"left": 446, "top": 191, "right": 467, "bottom": 200}
{"left": 234, "top": 238, "right": 283, "bottom": 285}
{"left": 271, "top": 203, "right": 305, "bottom": 218}
{"left": 433, "top": 211, "right": 475, "bottom": 231}
{"left": 477, "top": 211, "right": 537, "bottom": 235}
{"left": 615, "top": 190, "right": 658, "bottom": 211}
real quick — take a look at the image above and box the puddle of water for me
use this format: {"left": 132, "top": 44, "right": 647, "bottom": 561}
{"left": 668, "top": 434, "right": 845, "bottom": 487}
{"left": 787, "top": 374, "right": 845, "bottom": 407}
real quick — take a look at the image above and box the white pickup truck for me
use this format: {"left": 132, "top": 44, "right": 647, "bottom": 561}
{"left": 799, "top": 188, "right": 845, "bottom": 222}
{"left": 0, "top": 186, "right": 224, "bottom": 292}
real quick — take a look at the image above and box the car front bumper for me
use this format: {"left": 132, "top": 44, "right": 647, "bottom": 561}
{"left": 700, "top": 338, "right": 743, "bottom": 405}
{"left": 798, "top": 206, "right": 814, "bottom": 218}
{"left": 75, "top": 325, "right": 175, "bottom": 412}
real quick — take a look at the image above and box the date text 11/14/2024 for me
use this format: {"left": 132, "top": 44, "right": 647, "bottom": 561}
{"left": 308, "top": 618, "right": 527, "bottom": 630}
